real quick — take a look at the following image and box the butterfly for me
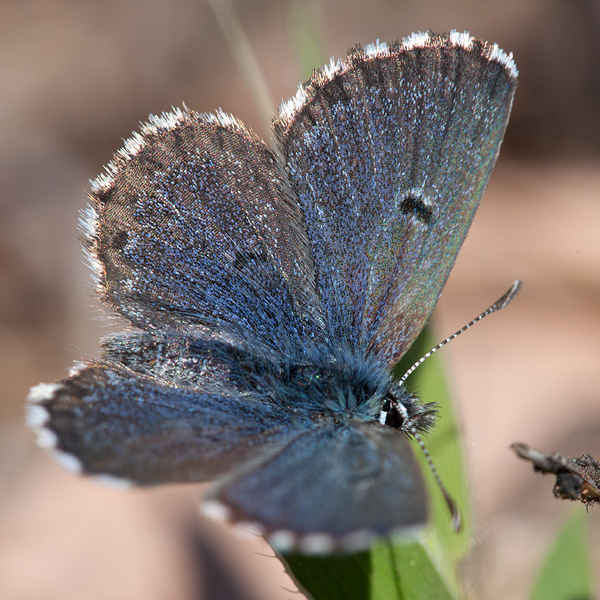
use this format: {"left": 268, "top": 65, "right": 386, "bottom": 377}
{"left": 27, "top": 31, "right": 517, "bottom": 554}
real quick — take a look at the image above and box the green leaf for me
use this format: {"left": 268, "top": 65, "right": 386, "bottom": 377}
{"left": 278, "top": 326, "right": 472, "bottom": 600}
{"left": 529, "top": 508, "right": 594, "bottom": 600}
{"left": 282, "top": 539, "right": 457, "bottom": 600}
{"left": 370, "top": 540, "right": 457, "bottom": 600}
{"left": 281, "top": 551, "right": 371, "bottom": 600}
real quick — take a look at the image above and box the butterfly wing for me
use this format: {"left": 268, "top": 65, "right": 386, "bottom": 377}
{"left": 86, "top": 108, "right": 322, "bottom": 358}
{"left": 273, "top": 31, "right": 517, "bottom": 368}
{"left": 33, "top": 110, "right": 329, "bottom": 481}
{"left": 27, "top": 334, "right": 306, "bottom": 484}
{"left": 208, "top": 422, "right": 427, "bottom": 551}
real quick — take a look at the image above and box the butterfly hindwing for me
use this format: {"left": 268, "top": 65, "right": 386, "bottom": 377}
{"left": 209, "top": 422, "right": 427, "bottom": 547}
{"left": 27, "top": 335, "right": 308, "bottom": 484}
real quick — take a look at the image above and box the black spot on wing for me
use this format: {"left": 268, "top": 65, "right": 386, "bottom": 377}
{"left": 400, "top": 194, "right": 433, "bottom": 224}
{"left": 110, "top": 230, "right": 129, "bottom": 251}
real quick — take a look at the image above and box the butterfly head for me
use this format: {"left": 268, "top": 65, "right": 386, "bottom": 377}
{"left": 379, "top": 386, "right": 438, "bottom": 435}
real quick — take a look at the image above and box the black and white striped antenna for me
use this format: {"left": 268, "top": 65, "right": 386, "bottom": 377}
{"left": 400, "top": 280, "right": 522, "bottom": 531}
{"left": 400, "top": 279, "right": 522, "bottom": 385}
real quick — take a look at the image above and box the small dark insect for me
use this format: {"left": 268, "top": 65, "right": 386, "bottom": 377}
{"left": 512, "top": 442, "right": 600, "bottom": 507}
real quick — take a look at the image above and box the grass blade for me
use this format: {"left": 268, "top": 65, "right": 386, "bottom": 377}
{"left": 529, "top": 508, "right": 594, "bottom": 600}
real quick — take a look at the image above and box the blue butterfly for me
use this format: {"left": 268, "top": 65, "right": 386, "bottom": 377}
{"left": 27, "top": 31, "right": 517, "bottom": 554}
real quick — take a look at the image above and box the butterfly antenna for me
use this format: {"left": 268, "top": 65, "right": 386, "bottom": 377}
{"left": 411, "top": 427, "right": 462, "bottom": 531}
{"left": 399, "top": 280, "right": 522, "bottom": 385}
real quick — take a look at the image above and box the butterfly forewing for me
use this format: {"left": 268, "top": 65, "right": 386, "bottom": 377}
{"left": 274, "top": 33, "right": 517, "bottom": 368}
{"left": 88, "top": 110, "right": 322, "bottom": 357}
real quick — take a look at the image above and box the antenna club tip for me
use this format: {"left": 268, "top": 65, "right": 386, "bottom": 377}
{"left": 496, "top": 279, "right": 523, "bottom": 310}
{"left": 511, "top": 279, "right": 523, "bottom": 294}
{"left": 450, "top": 507, "right": 462, "bottom": 533}
{"left": 442, "top": 489, "right": 462, "bottom": 532}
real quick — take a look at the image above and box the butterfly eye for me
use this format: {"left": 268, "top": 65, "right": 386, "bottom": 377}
{"left": 379, "top": 398, "right": 409, "bottom": 429}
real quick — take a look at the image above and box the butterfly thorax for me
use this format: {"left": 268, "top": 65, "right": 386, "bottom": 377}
{"left": 263, "top": 353, "right": 438, "bottom": 435}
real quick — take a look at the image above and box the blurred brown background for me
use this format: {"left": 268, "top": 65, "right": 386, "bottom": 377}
{"left": 1, "top": 0, "right": 600, "bottom": 598}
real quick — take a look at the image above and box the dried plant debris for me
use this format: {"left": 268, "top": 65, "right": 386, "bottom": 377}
{"left": 512, "top": 442, "right": 600, "bottom": 507}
